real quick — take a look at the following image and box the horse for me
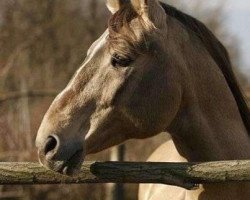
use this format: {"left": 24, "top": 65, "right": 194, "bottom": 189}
{"left": 35, "top": 0, "right": 250, "bottom": 199}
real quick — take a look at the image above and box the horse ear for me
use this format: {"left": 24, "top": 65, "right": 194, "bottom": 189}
{"left": 131, "top": 0, "right": 166, "bottom": 28}
{"left": 106, "top": 0, "right": 129, "bottom": 14}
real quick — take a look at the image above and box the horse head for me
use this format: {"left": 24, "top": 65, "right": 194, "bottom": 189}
{"left": 35, "top": 0, "right": 182, "bottom": 175}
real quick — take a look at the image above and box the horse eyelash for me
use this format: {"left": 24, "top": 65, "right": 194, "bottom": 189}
{"left": 111, "top": 54, "right": 133, "bottom": 67}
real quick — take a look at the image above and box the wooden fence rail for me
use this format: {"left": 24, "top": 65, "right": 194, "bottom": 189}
{"left": 0, "top": 161, "right": 249, "bottom": 189}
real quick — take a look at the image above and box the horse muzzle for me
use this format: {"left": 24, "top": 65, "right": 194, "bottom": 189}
{"left": 36, "top": 135, "right": 85, "bottom": 175}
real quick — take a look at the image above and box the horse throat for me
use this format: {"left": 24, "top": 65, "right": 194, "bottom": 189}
{"left": 169, "top": 101, "right": 250, "bottom": 162}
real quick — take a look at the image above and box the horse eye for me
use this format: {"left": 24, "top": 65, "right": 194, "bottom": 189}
{"left": 111, "top": 54, "right": 133, "bottom": 68}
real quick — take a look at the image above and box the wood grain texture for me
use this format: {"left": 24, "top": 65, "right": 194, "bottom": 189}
{"left": 0, "top": 161, "right": 249, "bottom": 189}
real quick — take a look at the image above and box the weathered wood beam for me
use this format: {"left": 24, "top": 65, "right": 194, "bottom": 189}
{"left": 0, "top": 161, "right": 249, "bottom": 189}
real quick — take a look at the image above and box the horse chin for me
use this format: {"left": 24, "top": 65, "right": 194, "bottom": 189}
{"left": 38, "top": 149, "right": 85, "bottom": 176}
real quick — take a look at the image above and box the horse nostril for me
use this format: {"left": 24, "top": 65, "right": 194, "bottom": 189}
{"left": 44, "top": 136, "right": 58, "bottom": 155}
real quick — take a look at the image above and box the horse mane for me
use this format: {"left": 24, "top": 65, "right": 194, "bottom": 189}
{"left": 161, "top": 3, "right": 250, "bottom": 134}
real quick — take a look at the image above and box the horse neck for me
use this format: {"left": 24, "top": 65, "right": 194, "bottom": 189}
{"left": 167, "top": 19, "right": 250, "bottom": 162}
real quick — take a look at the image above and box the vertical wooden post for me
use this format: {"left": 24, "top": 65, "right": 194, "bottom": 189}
{"left": 105, "top": 144, "right": 126, "bottom": 200}
{"left": 113, "top": 144, "right": 125, "bottom": 200}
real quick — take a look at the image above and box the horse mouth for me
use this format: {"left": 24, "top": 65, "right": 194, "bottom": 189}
{"left": 58, "top": 149, "right": 84, "bottom": 175}
{"left": 38, "top": 149, "right": 84, "bottom": 176}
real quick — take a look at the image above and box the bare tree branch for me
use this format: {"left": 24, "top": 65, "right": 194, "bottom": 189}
{"left": 0, "top": 191, "right": 24, "bottom": 199}
{"left": 0, "top": 22, "right": 56, "bottom": 80}
{"left": 246, "top": 91, "right": 250, "bottom": 99}
{"left": 0, "top": 151, "right": 30, "bottom": 160}
{"left": 0, "top": 90, "right": 59, "bottom": 104}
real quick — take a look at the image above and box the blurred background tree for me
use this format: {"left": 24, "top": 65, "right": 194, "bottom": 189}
{"left": 0, "top": 0, "right": 249, "bottom": 199}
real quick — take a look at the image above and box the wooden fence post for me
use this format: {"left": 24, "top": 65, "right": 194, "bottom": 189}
{"left": 105, "top": 145, "right": 126, "bottom": 200}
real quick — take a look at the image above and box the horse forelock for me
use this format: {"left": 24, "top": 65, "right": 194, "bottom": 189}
{"left": 107, "top": 3, "right": 154, "bottom": 58}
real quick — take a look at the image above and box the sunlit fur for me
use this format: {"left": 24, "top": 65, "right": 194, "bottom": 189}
{"left": 36, "top": 0, "right": 250, "bottom": 199}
